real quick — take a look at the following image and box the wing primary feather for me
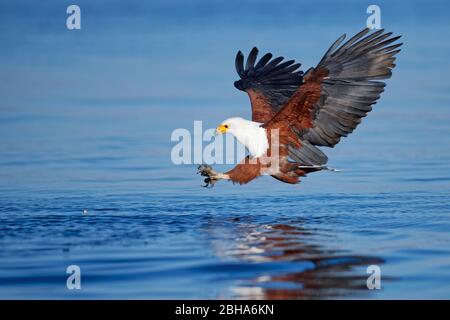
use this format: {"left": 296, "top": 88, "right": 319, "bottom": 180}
{"left": 342, "top": 29, "right": 385, "bottom": 54}
{"left": 262, "top": 56, "right": 285, "bottom": 71}
{"left": 255, "top": 53, "right": 273, "bottom": 69}
{"left": 317, "top": 33, "right": 346, "bottom": 66}
{"left": 235, "top": 51, "right": 244, "bottom": 77}
{"left": 335, "top": 28, "right": 371, "bottom": 52}
{"left": 245, "top": 47, "right": 259, "bottom": 71}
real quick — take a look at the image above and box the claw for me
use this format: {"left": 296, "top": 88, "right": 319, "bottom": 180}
{"left": 202, "top": 177, "right": 215, "bottom": 188}
{"left": 197, "top": 164, "right": 218, "bottom": 188}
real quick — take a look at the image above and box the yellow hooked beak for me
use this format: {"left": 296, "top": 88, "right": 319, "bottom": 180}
{"left": 216, "top": 124, "right": 228, "bottom": 135}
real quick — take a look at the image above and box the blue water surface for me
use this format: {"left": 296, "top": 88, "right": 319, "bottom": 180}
{"left": 0, "top": 0, "right": 450, "bottom": 299}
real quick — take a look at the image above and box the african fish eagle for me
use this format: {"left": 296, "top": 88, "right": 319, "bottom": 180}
{"left": 198, "top": 28, "right": 402, "bottom": 186}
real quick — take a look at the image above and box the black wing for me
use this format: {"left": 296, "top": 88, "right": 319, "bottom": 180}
{"left": 234, "top": 47, "right": 304, "bottom": 122}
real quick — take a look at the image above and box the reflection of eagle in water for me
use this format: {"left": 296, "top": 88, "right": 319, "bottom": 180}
{"left": 198, "top": 28, "right": 402, "bottom": 187}
{"left": 206, "top": 220, "right": 385, "bottom": 299}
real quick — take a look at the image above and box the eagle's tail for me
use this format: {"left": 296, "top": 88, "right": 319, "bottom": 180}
{"left": 296, "top": 165, "right": 340, "bottom": 173}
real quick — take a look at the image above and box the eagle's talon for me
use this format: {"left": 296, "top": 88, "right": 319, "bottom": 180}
{"left": 197, "top": 164, "right": 212, "bottom": 175}
{"left": 202, "top": 177, "right": 216, "bottom": 188}
{"left": 198, "top": 164, "right": 219, "bottom": 188}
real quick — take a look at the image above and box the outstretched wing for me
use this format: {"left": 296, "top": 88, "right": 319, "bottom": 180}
{"left": 234, "top": 47, "right": 304, "bottom": 123}
{"left": 264, "top": 28, "right": 402, "bottom": 164}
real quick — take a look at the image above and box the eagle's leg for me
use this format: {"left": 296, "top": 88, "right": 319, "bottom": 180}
{"left": 197, "top": 164, "right": 230, "bottom": 188}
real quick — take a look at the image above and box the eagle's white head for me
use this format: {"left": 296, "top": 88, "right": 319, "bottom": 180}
{"left": 216, "top": 117, "right": 269, "bottom": 158}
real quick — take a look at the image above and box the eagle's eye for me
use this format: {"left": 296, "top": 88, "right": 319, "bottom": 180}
{"left": 224, "top": 125, "right": 229, "bottom": 129}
